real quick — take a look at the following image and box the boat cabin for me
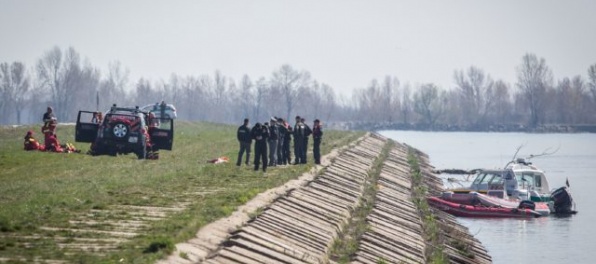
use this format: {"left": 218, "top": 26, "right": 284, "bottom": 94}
{"left": 464, "top": 159, "right": 551, "bottom": 201}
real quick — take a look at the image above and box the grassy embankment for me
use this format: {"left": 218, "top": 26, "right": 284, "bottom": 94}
{"left": 0, "top": 121, "right": 363, "bottom": 263}
{"left": 408, "top": 150, "right": 447, "bottom": 264}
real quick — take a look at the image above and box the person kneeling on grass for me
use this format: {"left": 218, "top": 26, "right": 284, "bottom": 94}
{"left": 44, "top": 134, "right": 64, "bottom": 153}
{"left": 24, "top": 130, "right": 44, "bottom": 151}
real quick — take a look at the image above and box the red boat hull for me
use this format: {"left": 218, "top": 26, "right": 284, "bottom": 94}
{"left": 428, "top": 197, "right": 542, "bottom": 218}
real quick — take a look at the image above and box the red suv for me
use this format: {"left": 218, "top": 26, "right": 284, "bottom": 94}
{"left": 75, "top": 106, "right": 173, "bottom": 159}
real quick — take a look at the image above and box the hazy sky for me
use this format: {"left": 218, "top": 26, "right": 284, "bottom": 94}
{"left": 2, "top": 0, "right": 595, "bottom": 96}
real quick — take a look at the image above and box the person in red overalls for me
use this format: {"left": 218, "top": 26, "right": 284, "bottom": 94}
{"left": 44, "top": 134, "right": 64, "bottom": 153}
{"left": 24, "top": 130, "right": 44, "bottom": 151}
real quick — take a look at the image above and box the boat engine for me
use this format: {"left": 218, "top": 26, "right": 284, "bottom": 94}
{"left": 518, "top": 200, "right": 536, "bottom": 210}
{"left": 550, "top": 186, "right": 575, "bottom": 214}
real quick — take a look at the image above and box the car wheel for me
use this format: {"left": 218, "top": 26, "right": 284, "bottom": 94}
{"left": 112, "top": 122, "right": 130, "bottom": 138}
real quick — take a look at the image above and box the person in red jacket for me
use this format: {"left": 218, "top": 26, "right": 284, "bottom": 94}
{"left": 44, "top": 134, "right": 64, "bottom": 153}
{"left": 24, "top": 131, "right": 44, "bottom": 151}
{"left": 42, "top": 106, "right": 58, "bottom": 150}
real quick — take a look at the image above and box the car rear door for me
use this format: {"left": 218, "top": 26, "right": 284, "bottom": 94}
{"left": 75, "top": 111, "right": 99, "bottom": 143}
{"left": 149, "top": 118, "right": 173, "bottom": 150}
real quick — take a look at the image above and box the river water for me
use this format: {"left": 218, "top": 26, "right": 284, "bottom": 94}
{"left": 379, "top": 131, "right": 595, "bottom": 264}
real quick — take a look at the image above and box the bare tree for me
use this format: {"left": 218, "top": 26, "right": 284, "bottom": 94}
{"left": 454, "top": 66, "right": 494, "bottom": 127}
{"left": 213, "top": 70, "right": 226, "bottom": 107}
{"left": 35, "top": 46, "right": 95, "bottom": 121}
{"left": 0, "top": 65, "right": 4, "bottom": 124}
{"left": 413, "top": 83, "right": 446, "bottom": 128}
{"left": 516, "top": 53, "right": 553, "bottom": 128}
{"left": 320, "top": 83, "right": 336, "bottom": 121}
{"left": 55, "top": 47, "right": 80, "bottom": 120}
{"left": 264, "top": 78, "right": 284, "bottom": 119}
{"left": 490, "top": 80, "right": 512, "bottom": 125}
{"left": 165, "top": 73, "right": 184, "bottom": 112}
{"left": 0, "top": 62, "right": 30, "bottom": 124}
{"left": 226, "top": 79, "right": 238, "bottom": 122}
{"left": 239, "top": 74, "right": 254, "bottom": 119}
{"left": 442, "top": 89, "right": 463, "bottom": 126}
{"left": 401, "top": 84, "right": 412, "bottom": 124}
{"left": 381, "top": 76, "right": 400, "bottom": 122}
{"left": 354, "top": 79, "right": 381, "bottom": 121}
{"left": 36, "top": 46, "right": 63, "bottom": 118}
{"left": 98, "top": 61, "right": 129, "bottom": 110}
{"left": 308, "top": 81, "right": 322, "bottom": 119}
{"left": 588, "top": 64, "right": 596, "bottom": 112}
{"left": 71, "top": 61, "right": 101, "bottom": 120}
{"left": 180, "top": 76, "right": 207, "bottom": 121}
{"left": 570, "top": 76, "right": 587, "bottom": 123}
{"left": 555, "top": 78, "right": 576, "bottom": 124}
{"left": 271, "top": 64, "right": 311, "bottom": 121}
{"left": 135, "top": 78, "right": 154, "bottom": 105}
{"left": 253, "top": 77, "right": 268, "bottom": 122}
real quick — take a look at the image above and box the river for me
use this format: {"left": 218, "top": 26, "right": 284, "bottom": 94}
{"left": 379, "top": 131, "right": 595, "bottom": 264}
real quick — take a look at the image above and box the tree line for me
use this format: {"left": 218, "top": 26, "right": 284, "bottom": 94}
{"left": 1, "top": 46, "right": 596, "bottom": 131}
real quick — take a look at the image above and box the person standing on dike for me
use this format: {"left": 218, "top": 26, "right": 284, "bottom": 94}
{"left": 236, "top": 118, "right": 252, "bottom": 166}
{"left": 251, "top": 122, "right": 269, "bottom": 172}
{"left": 312, "top": 119, "right": 323, "bottom": 165}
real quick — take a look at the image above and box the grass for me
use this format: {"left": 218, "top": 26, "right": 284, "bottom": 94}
{"left": 0, "top": 121, "right": 362, "bottom": 263}
{"left": 407, "top": 149, "right": 447, "bottom": 264}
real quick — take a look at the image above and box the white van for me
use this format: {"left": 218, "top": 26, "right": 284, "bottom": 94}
{"left": 141, "top": 103, "right": 177, "bottom": 119}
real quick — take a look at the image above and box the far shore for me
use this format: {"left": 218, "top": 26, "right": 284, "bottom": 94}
{"left": 330, "top": 122, "right": 596, "bottom": 133}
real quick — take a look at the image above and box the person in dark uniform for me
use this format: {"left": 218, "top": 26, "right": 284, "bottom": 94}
{"left": 312, "top": 119, "right": 323, "bottom": 164}
{"left": 284, "top": 125, "right": 293, "bottom": 164}
{"left": 267, "top": 117, "right": 279, "bottom": 167}
{"left": 300, "top": 117, "right": 312, "bottom": 164}
{"left": 42, "top": 106, "right": 57, "bottom": 132}
{"left": 276, "top": 117, "right": 287, "bottom": 165}
{"left": 251, "top": 122, "right": 269, "bottom": 172}
{"left": 159, "top": 100, "right": 166, "bottom": 120}
{"left": 236, "top": 118, "right": 252, "bottom": 166}
{"left": 293, "top": 116, "right": 307, "bottom": 164}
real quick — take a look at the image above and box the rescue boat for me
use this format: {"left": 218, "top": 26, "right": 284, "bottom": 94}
{"left": 440, "top": 191, "right": 551, "bottom": 216}
{"left": 438, "top": 158, "right": 577, "bottom": 215}
{"left": 427, "top": 196, "right": 542, "bottom": 218}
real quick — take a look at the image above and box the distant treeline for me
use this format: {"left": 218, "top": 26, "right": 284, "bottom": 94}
{"left": 1, "top": 46, "right": 596, "bottom": 131}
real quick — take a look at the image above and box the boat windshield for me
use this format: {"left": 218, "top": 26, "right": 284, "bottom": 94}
{"left": 515, "top": 172, "right": 542, "bottom": 189}
{"left": 471, "top": 172, "right": 503, "bottom": 190}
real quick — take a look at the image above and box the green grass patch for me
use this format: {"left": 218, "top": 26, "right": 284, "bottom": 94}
{"left": 407, "top": 149, "right": 447, "bottom": 264}
{"left": 0, "top": 122, "right": 363, "bottom": 263}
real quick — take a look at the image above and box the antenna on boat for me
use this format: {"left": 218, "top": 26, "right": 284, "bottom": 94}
{"left": 505, "top": 144, "right": 525, "bottom": 168}
{"left": 526, "top": 145, "right": 560, "bottom": 161}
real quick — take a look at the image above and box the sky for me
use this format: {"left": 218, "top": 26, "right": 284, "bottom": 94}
{"left": 1, "top": 0, "right": 596, "bottom": 97}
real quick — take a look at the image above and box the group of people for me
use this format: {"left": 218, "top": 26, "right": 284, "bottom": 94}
{"left": 236, "top": 115, "right": 323, "bottom": 172}
{"left": 23, "top": 106, "right": 77, "bottom": 153}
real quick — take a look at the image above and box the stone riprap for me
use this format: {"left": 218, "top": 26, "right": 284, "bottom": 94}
{"left": 162, "top": 133, "right": 491, "bottom": 264}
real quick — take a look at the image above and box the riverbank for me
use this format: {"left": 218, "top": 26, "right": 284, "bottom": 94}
{"left": 0, "top": 124, "right": 492, "bottom": 263}
{"left": 332, "top": 121, "right": 596, "bottom": 133}
{"left": 160, "top": 133, "right": 491, "bottom": 263}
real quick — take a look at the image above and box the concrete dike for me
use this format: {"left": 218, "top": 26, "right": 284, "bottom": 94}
{"left": 160, "top": 133, "right": 491, "bottom": 263}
